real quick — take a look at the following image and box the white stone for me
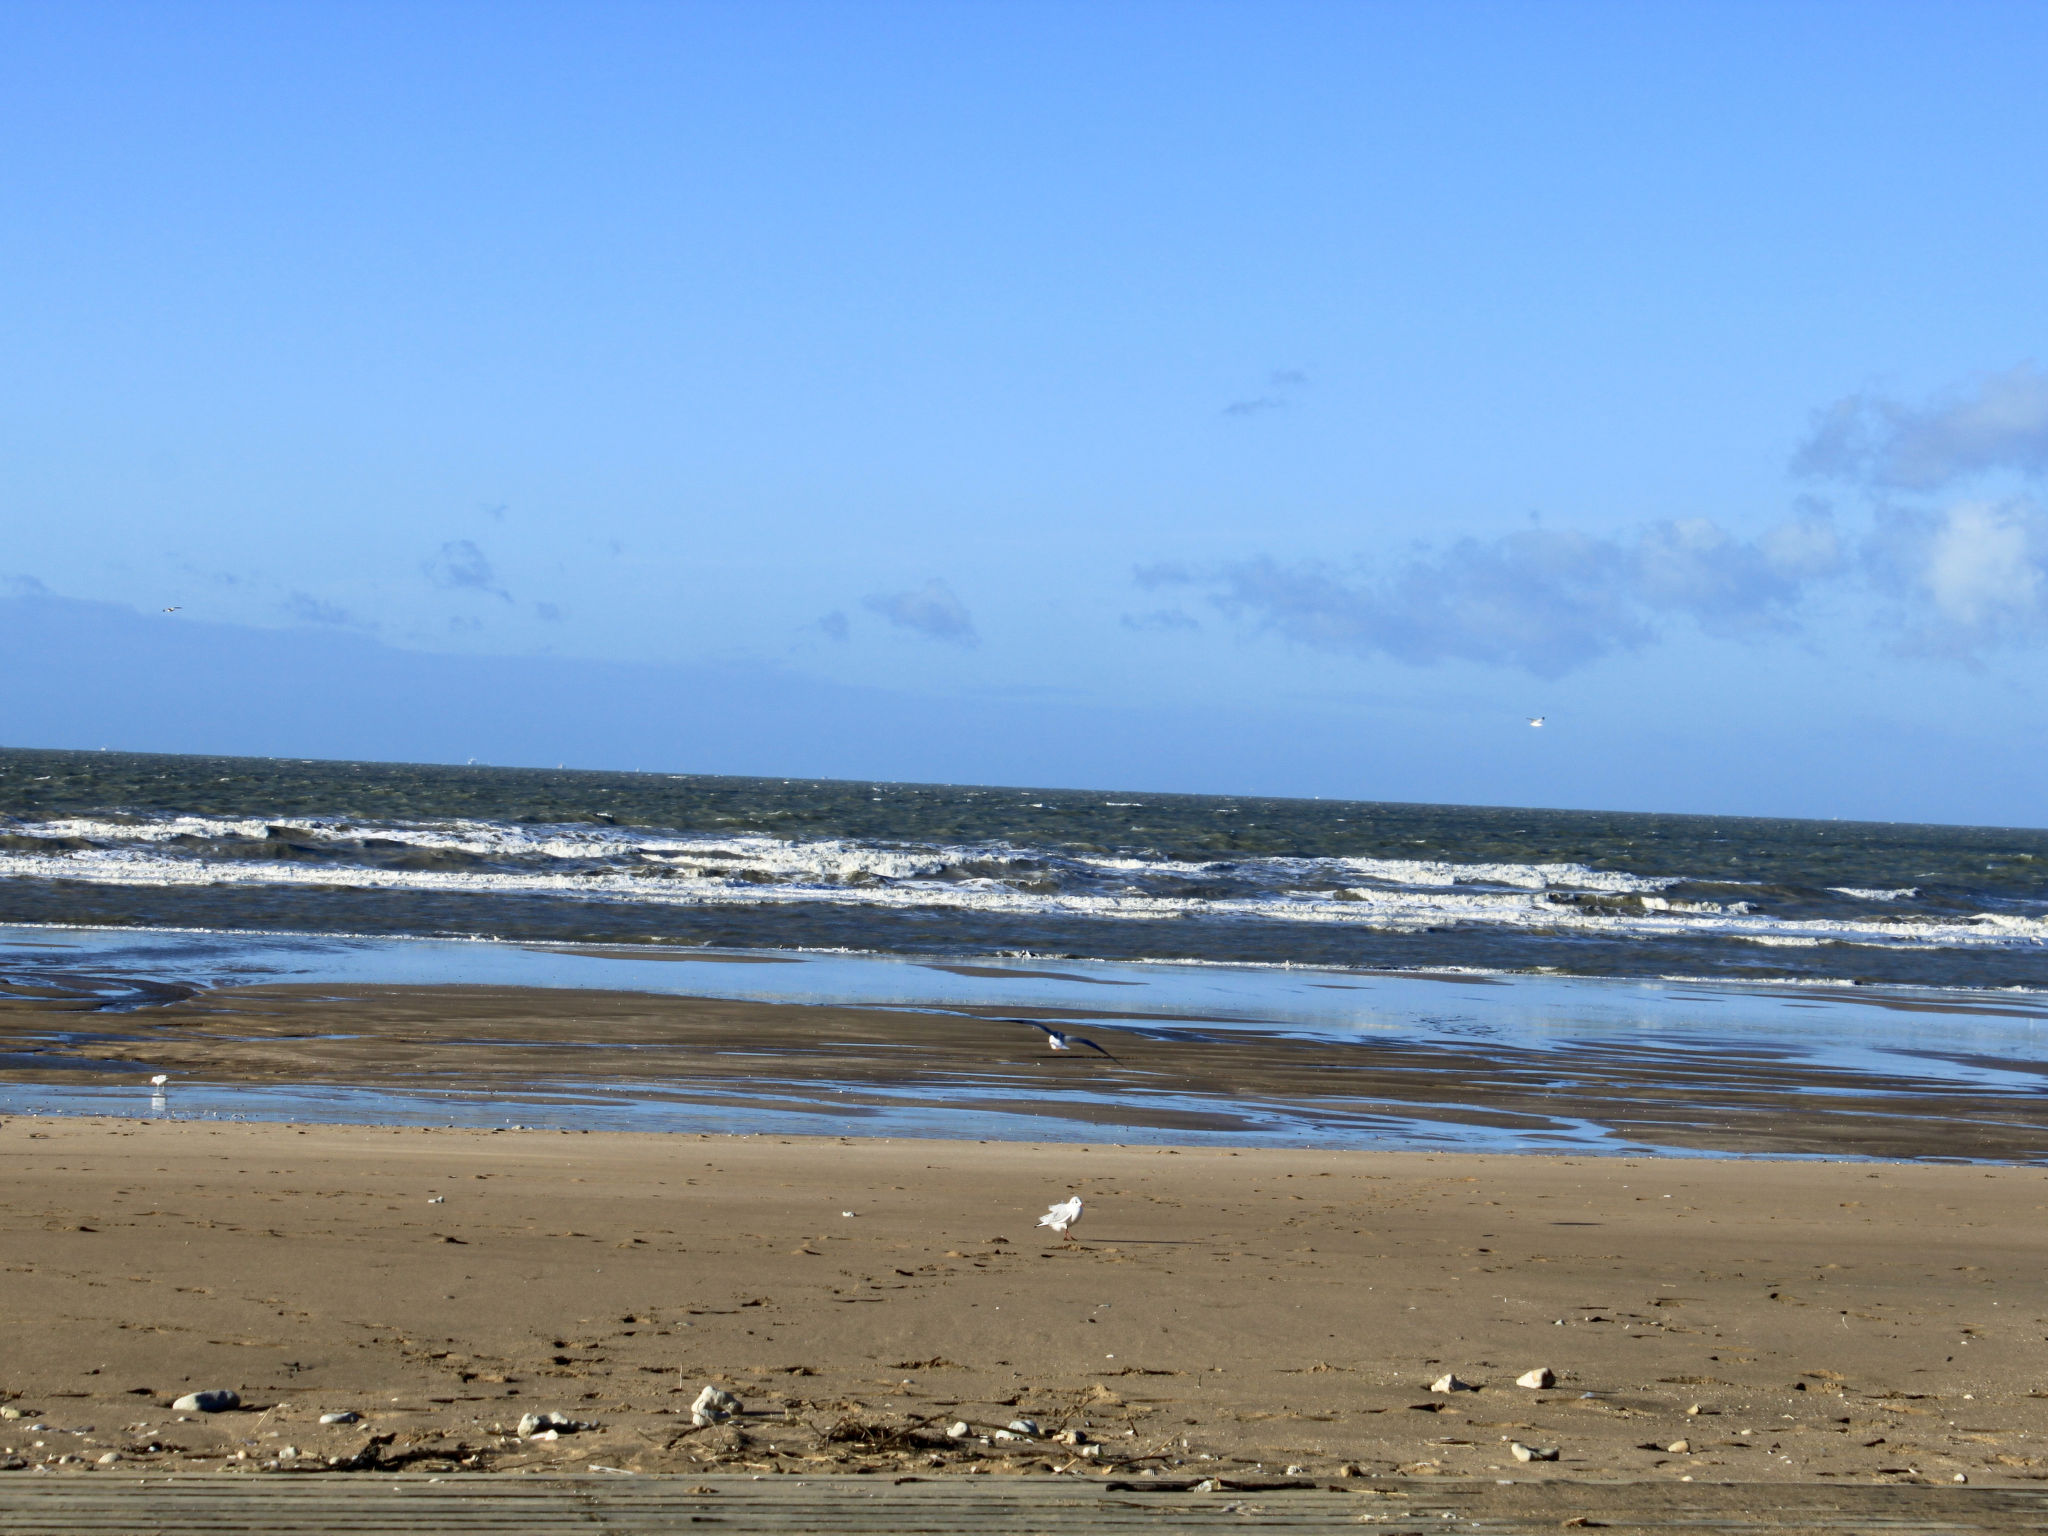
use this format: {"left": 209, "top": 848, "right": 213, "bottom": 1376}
{"left": 1007, "top": 1419, "right": 1040, "bottom": 1435}
{"left": 318, "top": 1411, "right": 359, "bottom": 1425}
{"left": 171, "top": 1390, "right": 240, "bottom": 1414}
{"left": 1516, "top": 1368, "right": 1555, "bottom": 1389}
{"left": 945, "top": 1422, "right": 970, "bottom": 1438}
{"left": 1429, "top": 1374, "right": 1474, "bottom": 1393}
{"left": 1509, "top": 1442, "right": 1559, "bottom": 1463}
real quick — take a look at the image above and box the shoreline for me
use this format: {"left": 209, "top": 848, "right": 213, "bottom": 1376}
{"left": 2, "top": 1118, "right": 2045, "bottom": 1487}
{"left": 6, "top": 970, "right": 2048, "bottom": 1161}
{"left": 12, "top": 912, "right": 2048, "bottom": 996}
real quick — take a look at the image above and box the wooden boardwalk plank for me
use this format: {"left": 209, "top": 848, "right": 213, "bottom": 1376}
{"left": 2, "top": 1475, "right": 2046, "bottom": 1534}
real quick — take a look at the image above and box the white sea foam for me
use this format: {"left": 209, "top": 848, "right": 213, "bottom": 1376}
{"left": 1, "top": 813, "right": 2044, "bottom": 952}
{"left": 1829, "top": 886, "right": 1921, "bottom": 902}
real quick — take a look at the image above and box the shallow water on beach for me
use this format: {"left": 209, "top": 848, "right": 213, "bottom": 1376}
{"left": 3, "top": 923, "right": 2044, "bottom": 1158}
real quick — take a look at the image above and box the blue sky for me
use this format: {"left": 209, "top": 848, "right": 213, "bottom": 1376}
{"left": 4, "top": 1, "right": 2046, "bottom": 824}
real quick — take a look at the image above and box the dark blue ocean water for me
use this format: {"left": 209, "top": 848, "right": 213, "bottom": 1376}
{"left": 0, "top": 746, "right": 2042, "bottom": 988}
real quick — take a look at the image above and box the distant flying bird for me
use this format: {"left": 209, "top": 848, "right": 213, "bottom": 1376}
{"left": 1017, "top": 1020, "right": 1119, "bottom": 1062}
{"left": 1037, "top": 1195, "right": 1083, "bottom": 1242}
{"left": 1527, "top": 716, "right": 1546, "bottom": 728}
{"left": 162, "top": 606, "right": 181, "bottom": 614}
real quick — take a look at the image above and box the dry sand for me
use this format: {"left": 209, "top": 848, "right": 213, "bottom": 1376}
{"left": 3, "top": 1116, "right": 2046, "bottom": 1488}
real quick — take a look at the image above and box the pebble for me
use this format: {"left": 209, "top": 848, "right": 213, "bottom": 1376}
{"left": 171, "top": 1391, "right": 240, "bottom": 1414}
{"left": 1516, "top": 1368, "right": 1555, "bottom": 1389}
{"left": 1007, "top": 1419, "right": 1040, "bottom": 1435}
{"left": 992, "top": 1429, "right": 1018, "bottom": 1441}
{"left": 945, "top": 1422, "right": 970, "bottom": 1439}
{"left": 95, "top": 1452, "right": 119, "bottom": 1465}
{"left": 1510, "top": 1442, "right": 1559, "bottom": 1463}
{"left": 0, "top": 1409, "right": 27, "bottom": 1421}
{"left": 1666, "top": 1439, "right": 1690, "bottom": 1454}
{"left": 1285, "top": 1464, "right": 1307, "bottom": 1475}
{"left": 1430, "top": 1374, "right": 1474, "bottom": 1393}
{"left": 689, "top": 1387, "right": 741, "bottom": 1428}
{"left": 318, "top": 1412, "right": 359, "bottom": 1425}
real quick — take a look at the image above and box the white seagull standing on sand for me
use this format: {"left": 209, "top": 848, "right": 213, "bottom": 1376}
{"left": 150, "top": 1074, "right": 168, "bottom": 1088}
{"left": 1038, "top": 1195, "right": 1083, "bottom": 1242}
{"left": 1015, "top": 1020, "right": 1119, "bottom": 1062}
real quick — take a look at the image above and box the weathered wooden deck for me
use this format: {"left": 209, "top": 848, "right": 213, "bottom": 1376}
{"left": 2, "top": 1474, "right": 2046, "bottom": 1534}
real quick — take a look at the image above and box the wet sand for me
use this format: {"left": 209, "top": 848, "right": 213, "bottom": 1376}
{"left": 3, "top": 1116, "right": 2047, "bottom": 1487}
{"left": 5, "top": 981, "right": 2048, "bottom": 1158}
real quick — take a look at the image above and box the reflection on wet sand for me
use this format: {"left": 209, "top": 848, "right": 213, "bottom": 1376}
{"left": 3, "top": 979, "right": 2045, "bottom": 1161}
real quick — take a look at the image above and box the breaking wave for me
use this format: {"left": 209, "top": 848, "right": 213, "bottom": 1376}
{"left": 2, "top": 812, "right": 2043, "bottom": 954}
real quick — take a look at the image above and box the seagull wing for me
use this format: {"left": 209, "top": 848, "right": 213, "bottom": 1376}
{"left": 1067, "top": 1036, "right": 1120, "bottom": 1063}
{"left": 1014, "top": 1019, "right": 1059, "bottom": 1037}
{"left": 1038, "top": 1196, "right": 1082, "bottom": 1228}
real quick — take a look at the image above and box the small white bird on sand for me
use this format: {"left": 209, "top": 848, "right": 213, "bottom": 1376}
{"left": 1015, "top": 1020, "right": 1119, "bottom": 1062}
{"left": 150, "top": 1074, "right": 168, "bottom": 1087}
{"left": 1037, "top": 1195, "right": 1083, "bottom": 1242}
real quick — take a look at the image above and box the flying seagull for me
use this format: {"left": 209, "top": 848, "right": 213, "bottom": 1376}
{"left": 1527, "top": 716, "right": 1545, "bottom": 728}
{"left": 1037, "top": 1195, "right": 1083, "bottom": 1242}
{"left": 1016, "top": 1020, "right": 1119, "bottom": 1062}
{"left": 162, "top": 606, "right": 181, "bottom": 614}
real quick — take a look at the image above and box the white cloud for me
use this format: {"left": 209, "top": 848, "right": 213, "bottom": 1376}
{"left": 423, "top": 539, "right": 511, "bottom": 601}
{"left": 1150, "top": 513, "right": 1844, "bottom": 677}
{"left": 863, "top": 579, "right": 978, "bottom": 647}
{"left": 1866, "top": 498, "right": 2048, "bottom": 655}
{"left": 1796, "top": 364, "right": 2048, "bottom": 491}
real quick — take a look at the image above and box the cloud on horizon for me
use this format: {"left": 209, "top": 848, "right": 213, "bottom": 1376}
{"left": 863, "top": 579, "right": 978, "bottom": 647}
{"left": 1794, "top": 364, "right": 2048, "bottom": 491}
{"left": 1143, "top": 514, "right": 1845, "bottom": 678}
{"left": 1154, "top": 366, "right": 2048, "bottom": 676}
{"left": 423, "top": 539, "right": 511, "bottom": 601}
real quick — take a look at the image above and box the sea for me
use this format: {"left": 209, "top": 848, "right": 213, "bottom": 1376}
{"left": 2, "top": 746, "right": 2044, "bottom": 1154}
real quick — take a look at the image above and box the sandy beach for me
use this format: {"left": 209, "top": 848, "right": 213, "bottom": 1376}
{"left": 3, "top": 1115, "right": 2045, "bottom": 1487}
